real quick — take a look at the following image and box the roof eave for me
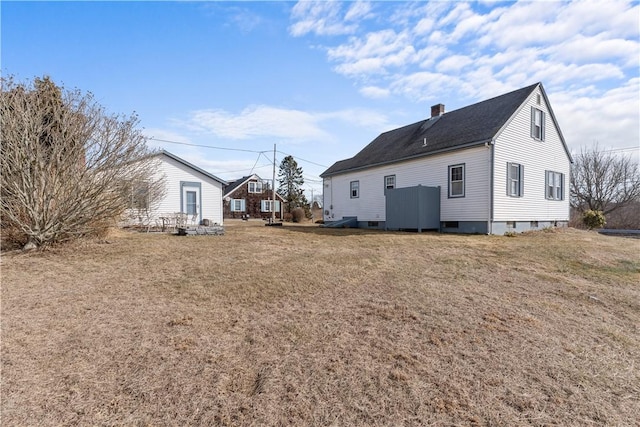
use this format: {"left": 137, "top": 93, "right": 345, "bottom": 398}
{"left": 159, "top": 150, "right": 228, "bottom": 185}
{"left": 320, "top": 139, "right": 492, "bottom": 178}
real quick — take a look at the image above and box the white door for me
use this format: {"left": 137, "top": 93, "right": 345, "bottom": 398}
{"left": 181, "top": 183, "right": 201, "bottom": 223}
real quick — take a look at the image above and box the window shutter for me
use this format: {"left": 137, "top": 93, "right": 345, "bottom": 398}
{"left": 541, "top": 111, "right": 546, "bottom": 141}
{"left": 545, "top": 171, "right": 549, "bottom": 199}
{"left": 506, "top": 163, "right": 512, "bottom": 196}
{"left": 531, "top": 107, "right": 535, "bottom": 138}
{"left": 560, "top": 173, "right": 564, "bottom": 201}
{"left": 519, "top": 164, "right": 524, "bottom": 197}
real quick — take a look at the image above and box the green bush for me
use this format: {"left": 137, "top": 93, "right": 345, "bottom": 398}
{"left": 582, "top": 210, "right": 606, "bottom": 230}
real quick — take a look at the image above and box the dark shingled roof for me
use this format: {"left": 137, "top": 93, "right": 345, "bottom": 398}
{"left": 321, "top": 83, "right": 540, "bottom": 177}
{"left": 224, "top": 175, "right": 253, "bottom": 196}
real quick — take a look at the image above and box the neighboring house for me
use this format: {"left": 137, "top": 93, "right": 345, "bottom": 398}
{"left": 320, "top": 83, "right": 572, "bottom": 234}
{"left": 223, "top": 174, "right": 285, "bottom": 219}
{"left": 125, "top": 150, "right": 226, "bottom": 227}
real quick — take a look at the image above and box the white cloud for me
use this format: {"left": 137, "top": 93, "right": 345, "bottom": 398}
{"left": 288, "top": 0, "right": 639, "bottom": 151}
{"left": 345, "top": 1, "right": 373, "bottom": 22}
{"left": 437, "top": 54, "right": 474, "bottom": 73}
{"left": 360, "top": 86, "right": 390, "bottom": 99}
{"left": 289, "top": 1, "right": 356, "bottom": 36}
{"left": 188, "top": 105, "right": 329, "bottom": 141}
{"left": 552, "top": 78, "right": 640, "bottom": 152}
{"left": 177, "top": 105, "right": 391, "bottom": 144}
{"left": 328, "top": 29, "right": 416, "bottom": 76}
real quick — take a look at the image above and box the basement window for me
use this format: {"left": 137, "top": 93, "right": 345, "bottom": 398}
{"left": 442, "top": 221, "right": 459, "bottom": 229}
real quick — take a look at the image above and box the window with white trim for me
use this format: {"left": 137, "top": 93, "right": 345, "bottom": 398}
{"left": 507, "top": 163, "right": 524, "bottom": 197}
{"left": 127, "top": 180, "right": 150, "bottom": 210}
{"left": 248, "top": 181, "right": 263, "bottom": 193}
{"left": 546, "top": 171, "right": 564, "bottom": 201}
{"left": 350, "top": 181, "right": 359, "bottom": 198}
{"left": 531, "top": 107, "right": 545, "bottom": 141}
{"left": 448, "top": 164, "right": 465, "bottom": 198}
{"left": 261, "top": 200, "right": 281, "bottom": 212}
{"left": 231, "top": 198, "right": 246, "bottom": 212}
{"left": 384, "top": 175, "right": 395, "bottom": 194}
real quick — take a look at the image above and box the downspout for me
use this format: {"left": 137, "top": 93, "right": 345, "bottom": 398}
{"left": 488, "top": 139, "right": 495, "bottom": 235}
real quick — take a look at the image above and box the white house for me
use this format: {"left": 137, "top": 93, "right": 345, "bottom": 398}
{"left": 320, "top": 83, "right": 572, "bottom": 234}
{"left": 126, "top": 150, "right": 226, "bottom": 227}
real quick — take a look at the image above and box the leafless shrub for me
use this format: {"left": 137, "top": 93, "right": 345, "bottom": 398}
{"left": 571, "top": 145, "right": 640, "bottom": 217}
{"left": 291, "top": 207, "right": 305, "bottom": 223}
{"left": 1, "top": 75, "right": 161, "bottom": 249}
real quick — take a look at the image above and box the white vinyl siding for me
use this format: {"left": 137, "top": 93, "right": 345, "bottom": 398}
{"left": 151, "top": 155, "right": 224, "bottom": 225}
{"left": 493, "top": 86, "right": 570, "bottom": 222}
{"left": 324, "top": 146, "right": 490, "bottom": 223}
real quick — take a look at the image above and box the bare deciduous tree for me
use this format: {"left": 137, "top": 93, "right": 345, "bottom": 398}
{"left": 570, "top": 145, "right": 640, "bottom": 220}
{"left": 1, "top": 76, "right": 162, "bottom": 249}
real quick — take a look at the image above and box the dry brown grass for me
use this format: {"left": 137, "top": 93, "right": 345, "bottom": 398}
{"left": 2, "top": 222, "right": 639, "bottom": 426}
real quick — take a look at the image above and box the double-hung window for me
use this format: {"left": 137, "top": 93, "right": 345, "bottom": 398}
{"left": 261, "top": 200, "right": 281, "bottom": 212}
{"left": 448, "top": 164, "right": 465, "bottom": 198}
{"left": 248, "top": 181, "right": 263, "bottom": 193}
{"left": 507, "top": 163, "right": 524, "bottom": 197}
{"left": 531, "top": 107, "right": 545, "bottom": 141}
{"left": 545, "top": 171, "right": 564, "bottom": 200}
{"left": 231, "top": 198, "right": 246, "bottom": 212}
{"left": 384, "top": 175, "right": 395, "bottom": 194}
{"left": 350, "top": 181, "right": 359, "bottom": 199}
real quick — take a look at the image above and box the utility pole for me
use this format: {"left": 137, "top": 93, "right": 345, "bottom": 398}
{"left": 271, "top": 143, "right": 276, "bottom": 224}
{"left": 310, "top": 187, "right": 314, "bottom": 223}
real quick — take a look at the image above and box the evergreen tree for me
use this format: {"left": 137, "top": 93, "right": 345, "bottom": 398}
{"left": 277, "top": 155, "right": 308, "bottom": 213}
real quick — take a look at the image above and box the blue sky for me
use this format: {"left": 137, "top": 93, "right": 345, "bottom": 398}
{"left": 3, "top": 1, "right": 639, "bottom": 198}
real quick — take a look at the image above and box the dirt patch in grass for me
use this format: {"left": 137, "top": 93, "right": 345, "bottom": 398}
{"left": 2, "top": 224, "right": 639, "bottom": 426}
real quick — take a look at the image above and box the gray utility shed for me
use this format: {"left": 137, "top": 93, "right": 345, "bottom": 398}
{"left": 385, "top": 185, "right": 440, "bottom": 232}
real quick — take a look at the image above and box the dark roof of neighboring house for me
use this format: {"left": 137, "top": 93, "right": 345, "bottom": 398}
{"left": 321, "top": 83, "right": 566, "bottom": 177}
{"left": 223, "top": 174, "right": 286, "bottom": 201}
{"left": 224, "top": 175, "right": 254, "bottom": 196}
{"left": 159, "top": 150, "right": 227, "bottom": 185}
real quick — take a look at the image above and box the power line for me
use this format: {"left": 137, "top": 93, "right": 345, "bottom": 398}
{"left": 148, "top": 137, "right": 267, "bottom": 154}
{"left": 276, "top": 150, "right": 329, "bottom": 168}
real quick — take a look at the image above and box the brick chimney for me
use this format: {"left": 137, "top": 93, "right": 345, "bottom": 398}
{"left": 431, "top": 103, "right": 445, "bottom": 118}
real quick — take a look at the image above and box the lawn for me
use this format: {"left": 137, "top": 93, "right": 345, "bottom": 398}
{"left": 2, "top": 222, "right": 639, "bottom": 426}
